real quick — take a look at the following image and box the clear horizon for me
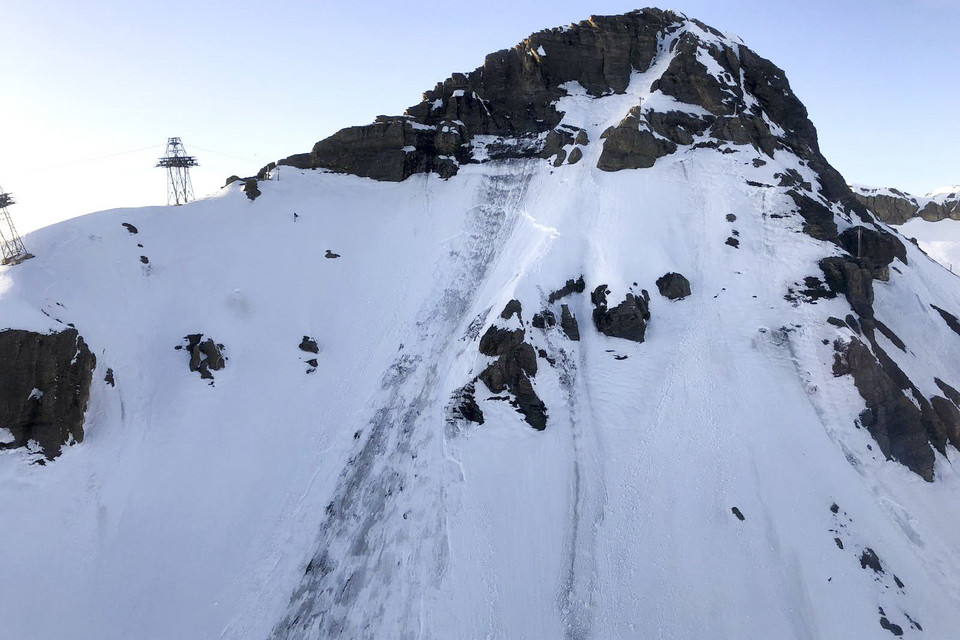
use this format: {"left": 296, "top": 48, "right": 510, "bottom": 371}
{"left": 1, "top": 0, "right": 957, "bottom": 233}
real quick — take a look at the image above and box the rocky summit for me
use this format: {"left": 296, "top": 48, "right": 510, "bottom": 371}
{"left": 4, "top": 8, "right": 960, "bottom": 640}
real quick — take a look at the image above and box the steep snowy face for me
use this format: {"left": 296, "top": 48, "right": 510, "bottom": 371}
{"left": 5, "top": 9, "right": 960, "bottom": 640}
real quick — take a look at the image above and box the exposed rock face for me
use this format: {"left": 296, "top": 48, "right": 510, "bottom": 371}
{"left": 820, "top": 256, "right": 875, "bottom": 319}
{"left": 852, "top": 185, "right": 960, "bottom": 225}
{"left": 560, "top": 304, "right": 580, "bottom": 341}
{"left": 0, "top": 329, "right": 96, "bottom": 458}
{"left": 837, "top": 226, "right": 907, "bottom": 274}
{"left": 180, "top": 334, "right": 226, "bottom": 380}
{"left": 476, "top": 302, "right": 547, "bottom": 429}
{"left": 242, "top": 179, "right": 261, "bottom": 201}
{"left": 597, "top": 106, "right": 677, "bottom": 171}
{"left": 656, "top": 272, "right": 691, "bottom": 299}
{"left": 261, "top": 9, "right": 679, "bottom": 182}
{"left": 591, "top": 285, "right": 650, "bottom": 342}
{"left": 832, "top": 337, "right": 937, "bottom": 481}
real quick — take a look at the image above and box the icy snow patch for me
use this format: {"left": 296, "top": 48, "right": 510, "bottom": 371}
{"left": 0, "top": 428, "right": 13, "bottom": 445}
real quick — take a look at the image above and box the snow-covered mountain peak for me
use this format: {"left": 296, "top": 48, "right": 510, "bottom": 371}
{"left": 4, "top": 9, "right": 960, "bottom": 640}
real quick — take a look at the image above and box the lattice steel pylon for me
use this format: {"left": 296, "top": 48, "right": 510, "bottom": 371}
{"left": 156, "top": 137, "right": 199, "bottom": 205}
{"left": 0, "top": 186, "right": 31, "bottom": 265}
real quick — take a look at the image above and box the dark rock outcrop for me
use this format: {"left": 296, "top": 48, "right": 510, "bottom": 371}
{"left": 656, "top": 272, "right": 691, "bottom": 299}
{"left": 532, "top": 310, "right": 556, "bottom": 329}
{"left": 597, "top": 106, "right": 677, "bottom": 171}
{"left": 548, "top": 276, "right": 586, "bottom": 303}
{"left": 0, "top": 329, "right": 96, "bottom": 458}
{"left": 180, "top": 334, "right": 226, "bottom": 380}
{"left": 560, "top": 304, "right": 580, "bottom": 341}
{"left": 820, "top": 256, "right": 875, "bottom": 319}
{"left": 931, "top": 304, "right": 960, "bottom": 337}
{"left": 450, "top": 383, "right": 484, "bottom": 425}
{"left": 838, "top": 226, "right": 906, "bottom": 275}
{"left": 242, "top": 178, "right": 261, "bottom": 201}
{"left": 853, "top": 186, "right": 960, "bottom": 225}
{"left": 264, "top": 9, "right": 680, "bottom": 182}
{"left": 591, "top": 285, "right": 650, "bottom": 342}
{"left": 299, "top": 336, "right": 319, "bottom": 353}
{"left": 832, "top": 337, "right": 937, "bottom": 481}
{"left": 477, "top": 302, "right": 547, "bottom": 429}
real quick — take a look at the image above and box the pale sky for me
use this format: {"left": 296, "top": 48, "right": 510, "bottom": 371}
{"left": 1, "top": 0, "right": 957, "bottom": 233}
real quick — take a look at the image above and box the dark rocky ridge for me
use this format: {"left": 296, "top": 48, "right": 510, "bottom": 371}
{"left": 253, "top": 8, "right": 858, "bottom": 196}
{"left": 852, "top": 186, "right": 960, "bottom": 225}
{"left": 0, "top": 329, "right": 96, "bottom": 458}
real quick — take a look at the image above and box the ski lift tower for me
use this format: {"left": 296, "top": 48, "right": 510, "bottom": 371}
{"left": 156, "top": 137, "right": 199, "bottom": 206}
{"left": 0, "top": 186, "right": 31, "bottom": 265}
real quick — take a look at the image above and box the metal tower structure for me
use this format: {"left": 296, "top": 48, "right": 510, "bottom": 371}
{"left": 156, "top": 137, "right": 199, "bottom": 205}
{"left": 0, "top": 186, "right": 30, "bottom": 265}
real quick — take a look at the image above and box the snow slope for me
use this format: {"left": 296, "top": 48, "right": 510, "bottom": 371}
{"left": 3, "top": 15, "right": 960, "bottom": 640}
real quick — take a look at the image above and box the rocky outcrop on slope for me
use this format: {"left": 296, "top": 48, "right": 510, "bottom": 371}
{"left": 852, "top": 185, "right": 960, "bottom": 225}
{"left": 476, "top": 301, "right": 547, "bottom": 430}
{"left": 597, "top": 106, "right": 678, "bottom": 171}
{"left": 831, "top": 333, "right": 960, "bottom": 482}
{"left": 656, "top": 272, "right": 691, "bottom": 299}
{"left": 0, "top": 329, "right": 96, "bottom": 458}
{"left": 591, "top": 285, "right": 650, "bottom": 342}
{"left": 177, "top": 334, "right": 226, "bottom": 380}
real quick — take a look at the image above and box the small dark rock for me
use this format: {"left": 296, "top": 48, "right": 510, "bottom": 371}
{"left": 731, "top": 507, "right": 745, "bottom": 521}
{"left": 299, "top": 336, "right": 320, "bottom": 353}
{"left": 532, "top": 311, "right": 556, "bottom": 329}
{"left": 450, "top": 383, "right": 484, "bottom": 425}
{"left": 140, "top": 256, "right": 149, "bottom": 264}
{"left": 726, "top": 213, "right": 737, "bottom": 222}
{"left": 879, "top": 616, "right": 903, "bottom": 637}
{"left": 500, "top": 299, "right": 523, "bottom": 320}
{"left": 325, "top": 250, "right": 341, "bottom": 259}
{"left": 104, "top": 368, "right": 115, "bottom": 387}
{"left": 725, "top": 237, "right": 739, "bottom": 248}
{"left": 859, "top": 548, "right": 883, "bottom": 573}
{"left": 121, "top": 222, "right": 138, "bottom": 234}
{"left": 567, "top": 147, "right": 583, "bottom": 165}
{"left": 834, "top": 538, "right": 843, "bottom": 549}
{"left": 182, "top": 334, "right": 226, "bottom": 380}
{"left": 591, "top": 285, "right": 650, "bottom": 342}
{"left": 656, "top": 272, "right": 691, "bottom": 300}
{"left": 548, "top": 276, "right": 586, "bottom": 303}
{"left": 306, "top": 358, "right": 318, "bottom": 368}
